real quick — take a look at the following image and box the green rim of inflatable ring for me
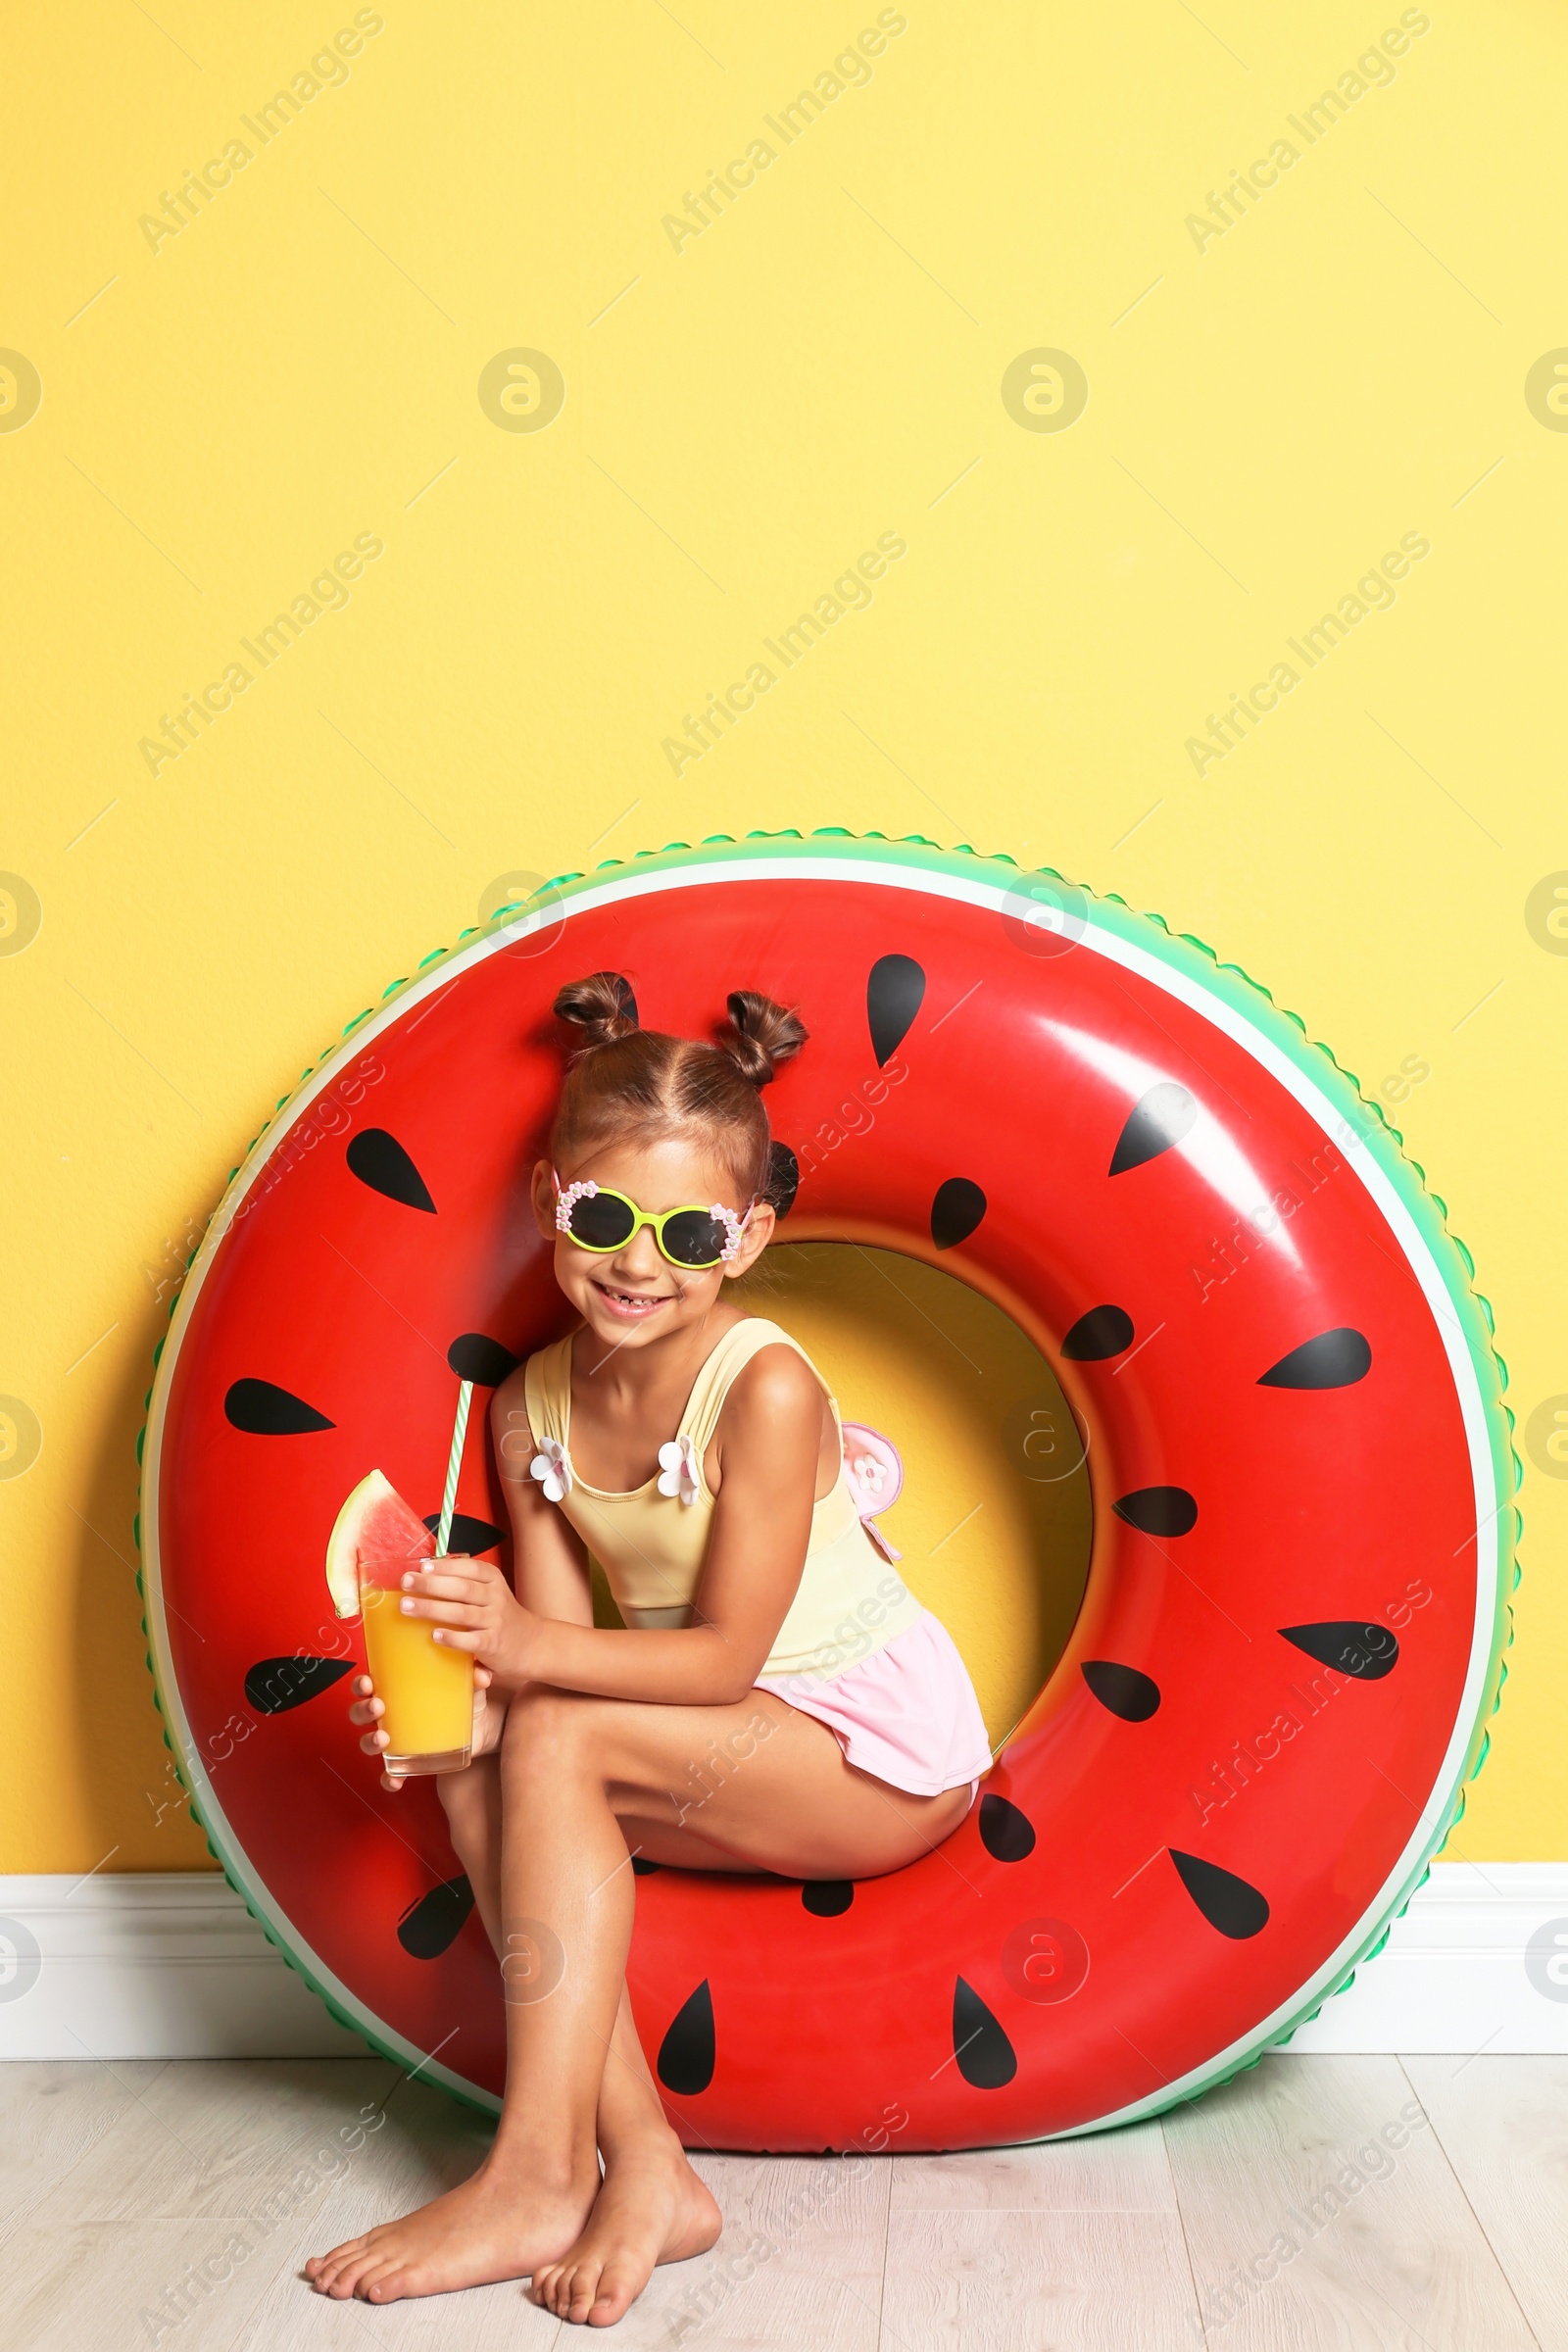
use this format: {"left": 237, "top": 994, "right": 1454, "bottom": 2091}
{"left": 133, "top": 830, "right": 1518, "bottom": 2118}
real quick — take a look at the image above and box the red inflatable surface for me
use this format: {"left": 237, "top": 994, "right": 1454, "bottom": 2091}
{"left": 140, "top": 841, "right": 1506, "bottom": 2149}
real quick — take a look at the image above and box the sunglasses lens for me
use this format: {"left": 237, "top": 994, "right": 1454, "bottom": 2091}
{"left": 661, "top": 1210, "right": 727, "bottom": 1267}
{"left": 568, "top": 1191, "right": 636, "bottom": 1250}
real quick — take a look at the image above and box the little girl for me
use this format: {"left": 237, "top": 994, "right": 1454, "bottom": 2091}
{"left": 305, "top": 972, "right": 992, "bottom": 2326}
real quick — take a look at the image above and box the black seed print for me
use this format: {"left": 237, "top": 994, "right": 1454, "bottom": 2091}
{"left": 767, "top": 1142, "right": 801, "bottom": 1218}
{"left": 447, "top": 1334, "right": 520, "bottom": 1387}
{"left": 223, "top": 1378, "right": 334, "bottom": 1436}
{"left": 979, "top": 1793, "right": 1036, "bottom": 1862}
{"left": 1061, "top": 1305, "right": 1135, "bottom": 1361}
{"left": 657, "top": 1981, "right": 715, "bottom": 2095}
{"left": 931, "top": 1178, "right": 987, "bottom": 1250}
{"left": 1169, "top": 1850, "right": 1269, "bottom": 1939}
{"left": 953, "top": 1978, "right": 1018, "bottom": 2088}
{"left": 1112, "top": 1487, "right": 1198, "bottom": 1538}
{"left": 867, "top": 954, "right": 926, "bottom": 1066}
{"left": 1081, "top": 1661, "right": 1161, "bottom": 1722}
{"left": 346, "top": 1128, "right": 436, "bottom": 1213}
{"left": 1280, "top": 1622, "right": 1399, "bottom": 1681}
{"left": 1108, "top": 1082, "right": 1198, "bottom": 1176}
{"left": 421, "top": 1513, "right": 505, "bottom": 1555}
{"left": 802, "top": 1881, "right": 855, "bottom": 1917}
{"left": 397, "top": 1875, "right": 475, "bottom": 1959}
{"left": 244, "top": 1655, "right": 355, "bottom": 1715}
{"left": 1258, "top": 1329, "right": 1372, "bottom": 1390}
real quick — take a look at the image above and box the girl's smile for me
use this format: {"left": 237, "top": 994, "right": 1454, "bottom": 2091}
{"left": 590, "top": 1275, "right": 675, "bottom": 1322}
{"left": 535, "top": 1132, "right": 767, "bottom": 1355}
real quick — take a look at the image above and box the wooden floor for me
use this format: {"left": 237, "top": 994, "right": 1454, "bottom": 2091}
{"left": 2, "top": 2055, "right": 1563, "bottom": 2348}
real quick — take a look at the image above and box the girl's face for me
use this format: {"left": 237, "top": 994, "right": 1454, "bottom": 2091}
{"left": 531, "top": 1131, "right": 775, "bottom": 1350}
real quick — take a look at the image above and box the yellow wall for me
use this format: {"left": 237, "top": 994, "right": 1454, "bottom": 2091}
{"left": 4, "top": 1, "right": 1564, "bottom": 1869}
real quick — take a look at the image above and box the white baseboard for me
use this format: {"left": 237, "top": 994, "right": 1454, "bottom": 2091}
{"left": 2, "top": 1864, "right": 1566, "bottom": 2062}
{"left": 0, "top": 1874, "right": 367, "bottom": 2061}
{"left": 1283, "top": 1862, "right": 1568, "bottom": 2053}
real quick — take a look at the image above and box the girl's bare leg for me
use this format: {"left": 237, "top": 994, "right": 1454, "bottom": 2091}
{"left": 440, "top": 1750, "right": 723, "bottom": 2323}
{"left": 529, "top": 1690, "right": 968, "bottom": 2327}
{"left": 306, "top": 1688, "right": 967, "bottom": 2317}
{"left": 303, "top": 1710, "right": 630, "bottom": 2303}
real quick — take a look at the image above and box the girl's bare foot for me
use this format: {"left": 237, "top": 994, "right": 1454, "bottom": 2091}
{"left": 304, "top": 2151, "right": 596, "bottom": 2303}
{"left": 529, "top": 2130, "right": 720, "bottom": 2327}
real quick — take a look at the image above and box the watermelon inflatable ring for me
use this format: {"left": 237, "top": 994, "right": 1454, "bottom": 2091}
{"left": 138, "top": 833, "right": 1516, "bottom": 2149}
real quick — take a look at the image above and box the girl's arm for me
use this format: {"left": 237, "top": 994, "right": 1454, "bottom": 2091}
{"left": 490, "top": 1370, "right": 595, "bottom": 1628}
{"left": 405, "top": 1348, "right": 823, "bottom": 1705}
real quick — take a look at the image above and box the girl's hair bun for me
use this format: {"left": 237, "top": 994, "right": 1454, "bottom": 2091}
{"left": 554, "top": 971, "right": 639, "bottom": 1052}
{"left": 719, "top": 989, "right": 808, "bottom": 1090}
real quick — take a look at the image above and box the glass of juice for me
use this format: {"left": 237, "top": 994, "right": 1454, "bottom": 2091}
{"left": 359, "top": 1555, "right": 474, "bottom": 1774}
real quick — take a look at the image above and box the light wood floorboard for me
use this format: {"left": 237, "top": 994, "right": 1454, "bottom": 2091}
{"left": 1405, "top": 2052, "right": 1568, "bottom": 2350}
{"left": 5, "top": 2056, "right": 1566, "bottom": 2348}
{"left": 1160, "top": 2054, "right": 1540, "bottom": 2350}
{"left": 16, "top": 2055, "right": 393, "bottom": 2226}
{"left": 883, "top": 2208, "right": 1200, "bottom": 2348}
{"left": 0, "top": 2059, "right": 170, "bottom": 2250}
{"left": 0, "top": 2216, "right": 325, "bottom": 2352}
{"left": 890, "top": 2112, "right": 1178, "bottom": 2213}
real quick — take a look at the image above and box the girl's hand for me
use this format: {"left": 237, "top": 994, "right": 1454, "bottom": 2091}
{"left": 347, "top": 1661, "right": 501, "bottom": 1791}
{"left": 398, "top": 1555, "right": 544, "bottom": 1687}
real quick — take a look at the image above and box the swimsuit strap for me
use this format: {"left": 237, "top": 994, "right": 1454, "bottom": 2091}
{"left": 677, "top": 1319, "right": 840, "bottom": 1460}
{"left": 522, "top": 1333, "right": 573, "bottom": 1450}
{"left": 521, "top": 1319, "right": 837, "bottom": 1471}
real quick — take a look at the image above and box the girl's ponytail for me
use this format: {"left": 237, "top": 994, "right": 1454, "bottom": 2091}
{"left": 719, "top": 990, "right": 808, "bottom": 1090}
{"left": 553, "top": 971, "right": 638, "bottom": 1054}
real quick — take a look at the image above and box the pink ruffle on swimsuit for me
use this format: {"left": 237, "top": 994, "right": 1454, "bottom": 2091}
{"left": 522, "top": 1321, "right": 992, "bottom": 1800}
{"left": 757, "top": 1609, "right": 991, "bottom": 1798}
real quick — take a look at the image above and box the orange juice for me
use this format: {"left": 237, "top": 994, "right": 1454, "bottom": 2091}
{"left": 360, "top": 1563, "right": 473, "bottom": 1772}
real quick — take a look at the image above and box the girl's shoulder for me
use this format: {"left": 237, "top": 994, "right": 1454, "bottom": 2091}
{"left": 700, "top": 1313, "right": 807, "bottom": 1380}
{"left": 693, "top": 1317, "right": 836, "bottom": 1436}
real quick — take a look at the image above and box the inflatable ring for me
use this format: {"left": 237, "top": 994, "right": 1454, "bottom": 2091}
{"left": 139, "top": 834, "right": 1515, "bottom": 2149}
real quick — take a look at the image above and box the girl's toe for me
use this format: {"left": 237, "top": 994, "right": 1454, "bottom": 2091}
{"left": 588, "top": 2258, "right": 642, "bottom": 2327}
{"left": 360, "top": 2251, "right": 417, "bottom": 2303}
{"left": 565, "top": 2264, "right": 607, "bottom": 2324}
{"left": 555, "top": 2262, "right": 592, "bottom": 2320}
{"left": 328, "top": 2249, "right": 382, "bottom": 2299}
{"left": 308, "top": 2232, "right": 367, "bottom": 2278}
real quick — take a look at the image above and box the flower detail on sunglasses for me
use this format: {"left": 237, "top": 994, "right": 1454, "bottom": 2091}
{"left": 555, "top": 1178, "right": 599, "bottom": 1234}
{"left": 709, "top": 1204, "right": 748, "bottom": 1263}
{"left": 529, "top": 1437, "right": 573, "bottom": 1504}
{"left": 657, "top": 1434, "right": 701, "bottom": 1506}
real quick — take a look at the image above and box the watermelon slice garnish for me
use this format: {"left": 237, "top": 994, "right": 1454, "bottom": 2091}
{"left": 324, "top": 1468, "right": 435, "bottom": 1619}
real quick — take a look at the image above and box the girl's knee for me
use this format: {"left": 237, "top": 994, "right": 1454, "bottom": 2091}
{"left": 500, "top": 1685, "right": 597, "bottom": 1774}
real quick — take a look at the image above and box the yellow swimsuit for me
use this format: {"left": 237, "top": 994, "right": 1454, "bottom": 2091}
{"left": 523, "top": 1318, "right": 993, "bottom": 1796}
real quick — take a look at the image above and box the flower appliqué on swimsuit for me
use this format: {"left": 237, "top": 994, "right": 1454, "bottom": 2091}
{"left": 841, "top": 1420, "right": 906, "bottom": 1563}
{"left": 529, "top": 1438, "right": 573, "bottom": 1504}
{"left": 657, "top": 1434, "right": 701, "bottom": 1507}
